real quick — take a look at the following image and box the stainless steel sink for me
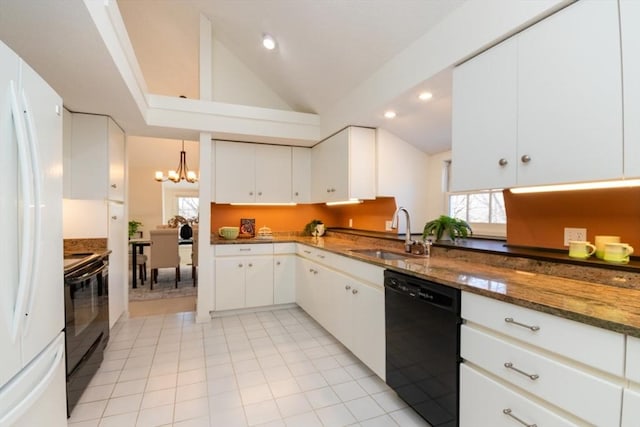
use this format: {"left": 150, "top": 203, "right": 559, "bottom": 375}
{"left": 350, "top": 248, "right": 419, "bottom": 260}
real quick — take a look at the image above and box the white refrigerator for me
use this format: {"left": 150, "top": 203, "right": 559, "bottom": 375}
{"left": 0, "top": 40, "right": 67, "bottom": 426}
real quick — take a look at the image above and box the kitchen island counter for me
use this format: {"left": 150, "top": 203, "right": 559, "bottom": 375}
{"left": 212, "top": 231, "right": 640, "bottom": 337}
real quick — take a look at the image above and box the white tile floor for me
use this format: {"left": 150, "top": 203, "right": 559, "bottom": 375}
{"left": 67, "top": 307, "right": 430, "bottom": 427}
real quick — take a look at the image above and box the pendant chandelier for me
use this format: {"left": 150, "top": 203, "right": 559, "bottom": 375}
{"left": 154, "top": 140, "right": 198, "bottom": 183}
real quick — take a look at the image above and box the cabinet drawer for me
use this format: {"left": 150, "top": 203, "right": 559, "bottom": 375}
{"left": 622, "top": 388, "right": 640, "bottom": 427}
{"left": 215, "top": 244, "right": 273, "bottom": 256}
{"left": 460, "top": 364, "right": 578, "bottom": 427}
{"left": 462, "top": 291, "right": 624, "bottom": 376}
{"left": 273, "top": 243, "right": 296, "bottom": 254}
{"left": 626, "top": 335, "right": 640, "bottom": 383}
{"left": 461, "top": 325, "right": 622, "bottom": 426}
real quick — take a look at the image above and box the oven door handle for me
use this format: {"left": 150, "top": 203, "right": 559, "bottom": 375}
{"left": 65, "top": 263, "right": 108, "bottom": 284}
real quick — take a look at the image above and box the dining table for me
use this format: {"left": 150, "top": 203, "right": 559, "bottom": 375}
{"left": 129, "top": 237, "right": 193, "bottom": 288}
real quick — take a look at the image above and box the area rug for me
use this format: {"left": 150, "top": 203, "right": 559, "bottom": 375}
{"left": 128, "top": 266, "right": 197, "bottom": 301}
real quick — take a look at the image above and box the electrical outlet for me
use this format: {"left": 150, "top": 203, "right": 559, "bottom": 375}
{"left": 385, "top": 220, "right": 393, "bottom": 231}
{"left": 564, "top": 227, "right": 587, "bottom": 246}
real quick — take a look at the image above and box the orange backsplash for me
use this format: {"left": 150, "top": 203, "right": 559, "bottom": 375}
{"left": 210, "top": 197, "right": 397, "bottom": 233}
{"left": 504, "top": 187, "right": 640, "bottom": 250}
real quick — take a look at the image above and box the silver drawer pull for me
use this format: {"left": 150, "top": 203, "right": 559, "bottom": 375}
{"left": 304, "top": 250, "right": 311, "bottom": 254}
{"left": 345, "top": 285, "right": 351, "bottom": 290}
{"left": 503, "top": 409, "right": 537, "bottom": 427}
{"left": 317, "top": 254, "right": 325, "bottom": 259}
{"left": 504, "top": 362, "right": 539, "bottom": 380}
{"left": 504, "top": 317, "right": 540, "bottom": 332}
{"left": 240, "top": 248, "right": 251, "bottom": 252}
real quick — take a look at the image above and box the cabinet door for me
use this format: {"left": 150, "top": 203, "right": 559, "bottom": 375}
{"left": 108, "top": 203, "right": 126, "bottom": 328}
{"left": 255, "top": 145, "right": 291, "bottom": 203}
{"left": 323, "top": 130, "right": 349, "bottom": 201}
{"left": 215, "top": 258, "right": 245, "bottom": 310}
{"left": 245, "top": 257, "right": 274, "bottom": 308}
{"left": 107, "top": 118, "right": 125, "bottom": 201}
{"left": 621, "top": 0, "right": 640, "bottom": 178}
{"left": 460, "top": 364, "right": 578, "bottom": 427}
{"left": 69, "top": 114, "right": 108, "bottom": 199}
{"left": 325, "top": 272, "right": 353, "bottom": 348}
{"left": 517, "top": 0, "right": 623, "bottom": 187}
{"left": 451, "top": 37, "right": 518, "bottom": 191}
{"left": 295, "top": 257, "right": 314, "bottom": 315}
{"left": 622, "top": 388, "right": 640, "bottom": 427}
{"left": 215, "top": 141, "right": 255, "bottom": 203}
{"left": 346, "top": 127, "right": 376, "bottom": 201}
{"left": 351, "top": 282, "right": 385, "bottom": 380}
{"left": 311, "top": 139, "right": 329, "bottom": 202}
{"left": 292, "top": 147, "right": 311, "bottom": 203}
{"left": 274, "top": 254, "right": 295, "bottom": 304}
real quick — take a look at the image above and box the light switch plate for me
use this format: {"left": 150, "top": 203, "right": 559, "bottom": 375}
{"left": 564, "top": 227, "right": 587, "bottom": 246}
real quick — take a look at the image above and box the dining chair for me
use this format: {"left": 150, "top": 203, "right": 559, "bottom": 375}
{"left": 129, "top": 251, "right": 147, "bottom": 287}
{"left": 191, "top": 226, "right": 198, "bottom": 287}
{"left": 149, "top": 228, "right": 180, "bottom": 289}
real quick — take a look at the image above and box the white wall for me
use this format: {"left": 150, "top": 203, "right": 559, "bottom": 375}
{"left": 376, "top": 129, "right": 429, "bottom": 234}
{"left": 62, "top": 199, "right": 108, "bottom": 238}
{"left": 211, "top": 38, "right": 292, "bottom": 110}
{"left": 425, "top": 150, "right": 452, "bottom": 222}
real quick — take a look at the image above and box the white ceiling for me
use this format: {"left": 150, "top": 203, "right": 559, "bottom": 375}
{"left": 0, "top": 0, "right": 466, "bottom": 153}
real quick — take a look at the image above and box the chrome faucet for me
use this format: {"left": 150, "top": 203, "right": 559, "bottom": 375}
{"left": 391, "top": 207, "right": 414, "bottom": 253}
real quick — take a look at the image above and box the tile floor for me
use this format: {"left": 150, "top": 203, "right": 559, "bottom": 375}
{"left": 67, "top": 307, "right": 430, "bottom": 427}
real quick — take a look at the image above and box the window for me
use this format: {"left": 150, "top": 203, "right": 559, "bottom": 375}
{"left": 444, "top": 160, "right": 506, "bottom": 237}
{"left": 177, "top": 197, "right": 199, "bottom": 220}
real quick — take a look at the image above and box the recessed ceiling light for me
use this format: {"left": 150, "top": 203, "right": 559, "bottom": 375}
{"left": 384, "top": 111, "right": 396, "bottom": 119}
{"left": 262, "top": 34, "right": 276, "bottom": 50}
{"left": 418, "top": 92, "right": 433, "bottom": 101}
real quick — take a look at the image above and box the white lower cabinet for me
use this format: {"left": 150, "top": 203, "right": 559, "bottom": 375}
{"left": 461, "top": 291, "right": 625, "bottom": 427}
{"left": 274, "top": 254, "right": 295, "bottom": 304}
{"left": 622, "top": 388, "right": 640, "bottom": 427}
{"left": 214, "top": 244, "right": 274, "bottom": 311}
{"left": 296, "top": 245, "right": 385, "bottom": 379}
{"left": 460, "top": 364, "right": 577, "bottom": 427}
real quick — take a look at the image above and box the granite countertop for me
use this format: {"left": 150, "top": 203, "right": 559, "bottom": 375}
{"left": 211, "top": 232, "right": 640, "bottom": 337}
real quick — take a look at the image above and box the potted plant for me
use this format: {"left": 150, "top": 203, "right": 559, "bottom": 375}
{"left": 423, "top": 215, "right": 472, "bottom": 241}
{"left": 303, "top": 219, "right": 324, "bottom": 236}
{"left": 128, "top": 220, "right": 143, "bottom": 238}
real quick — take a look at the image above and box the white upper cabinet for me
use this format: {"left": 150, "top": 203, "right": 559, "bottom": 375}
{"left": 67, "top": 113, "right": 125, "bottom": 201}
{"left": 452, "top": 0, "right": 623, "bottom": 191}
{"left": 311, "top": 126, "right": 376, "bottom": 203}
{"left": 621, "top": 0, "right": 640, "bottom": 178}
{"left": 452, "top": 37, "right": 518, "bottom": 191}
{"left": 292, "top": 147, "right": 311, "bottom": 203}
{"left": 215, "top": 141, "right": 292, "bottom": 203}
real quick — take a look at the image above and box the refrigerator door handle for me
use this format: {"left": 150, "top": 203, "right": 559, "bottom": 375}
{"left": 8, "top": 80, "right": 35, "bottom": 342}
{"left": 0, "top": 334, "right": 65, "bottom": 426}
{"left": 19, "top": 89, "right": 42, "bottom": 335}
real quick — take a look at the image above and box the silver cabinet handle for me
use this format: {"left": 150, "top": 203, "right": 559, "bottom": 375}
{"left": 258, "top": 191, "right": 262, "bottom": 196}
{"left": 111, "top": 216, "right": 117, "bottom": 220}
{"left": 352, "top": 289, "right": 358, "bottom": 294}
{"left": 249, "top": 191, "right": 254, "bottom": 195}
{"left": 498, "top": 158, "right": 508, "bottom": 166}
{"left": 503, "top": 409, "right": 537, "bottom": 427}
{"left": 294, "top": 191, "right": 299, "bottom": 196}
{"left": 276, "top": 261, "right": 281, "bottom": 266}
{"left": 504, "top": 317, "right": 540, "bottom": 332}
{"left": 345, "top": 285, "right": 351, "bottom": 290}
{"left": 240, "top": 248, "right": 251, "bottom": 252}
{"left": 238, "top": 263, "right": 243, "bottom": 268}
{"left": 504, "top": 362, "right": 539, "bottom": 380}
{"left": 304, "top": 250, "right": 311, "bottom": 254}
{"left": 248, "top": 263, "right": 253, "bottom": 267}
{"left": 111, "top": 183, "right": 117, "bottom": 188}
{"left": 317, "top": 254, "right": 325, "bottom": 259}
{"left": 521, "top": 154, "right": 531, "bottom": 163}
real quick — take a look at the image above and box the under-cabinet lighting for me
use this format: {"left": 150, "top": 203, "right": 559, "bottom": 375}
{"left": 325, "top": 199, "right": 363, "bottom": 206}
{"left": 229, "top": 202, "right": 297, "bottom": 206}
{"left": 509, "top": 179, "right": 640, "bottom": 194}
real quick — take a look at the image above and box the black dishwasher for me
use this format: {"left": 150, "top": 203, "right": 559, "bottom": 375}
{"left": 385, "top": 269, "right": 461, "bottom": 427}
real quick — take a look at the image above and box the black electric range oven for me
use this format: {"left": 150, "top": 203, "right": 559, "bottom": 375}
{"left": 63, "top": 253, "right": 110, "bottom": 417}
